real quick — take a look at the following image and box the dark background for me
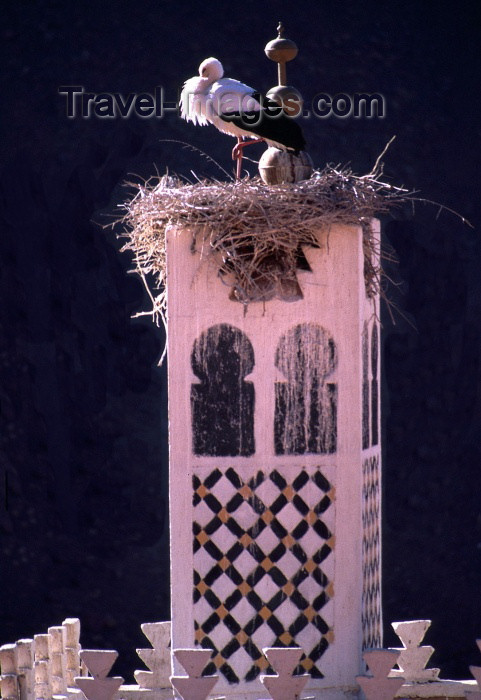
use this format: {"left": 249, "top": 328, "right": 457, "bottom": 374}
{"left": 1, "top": 0, "right": 480, "bottom": 682}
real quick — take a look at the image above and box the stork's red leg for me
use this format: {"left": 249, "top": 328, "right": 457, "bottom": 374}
{"left": 232, "top": 137, "right": 265, "bottom": 179}
{"left": 234, "top": 137, "right": 243, "bottom": 179}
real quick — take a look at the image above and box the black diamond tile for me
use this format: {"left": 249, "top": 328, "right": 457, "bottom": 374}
{"left": 312, "top": 471, "right": 330, "bottom": 492}
{"left": 243, "top": 614, "right": 264, "bottom": 636}
{"left": 270, "top": 517, "right": 288, "bottom": 539}
{"left": 313, "top": 519, "right": 330, "bottom": 539}
{"left": 292, "top": 494, "right": 309, "bottom": 516}
{"left": 291, "top": 519, "right": 309, "bottom": 540}
{"left": 204, "top": 492, "right": 222, "bottom": 513}
{"left": 249, "top": 471, "right": 265, "bottom": 489}
{"left": 247, "top": 566, "right": 266, "bottom": 587}
{"left": 223, "top": 614, "right": 241, "bottom": 635}
{"left": 314, "top": 494, "right": 332, "bottom": 515}
{"left": 270, "top": 470, "right": 287, "bottom": 490}
{"left": 246, "top": 588, "right": 264, "bottom": 611}
{"left": 292, "top": 471, "right": 310, "bottom": 491}
{"left": 204, "top": 588, "right": 221, "bottom": 609}
{"left": 204, "top": 565, "right": 223, "bottom": 587}
{"left": 204, "top": 469, "right": 223, "bottom": 489}
{"left": 221, "top": 636, "right": 241, "bottom": 657}
{"left": 289, "top": 614, "right": 308, "bottom": 636}
{"left": 266, "top": 614, "right": 284, "bottom": 636}
{"left": 268, "top": 543, "right": 286, "bottom": 563}
{"left": 267, "top": 566, "right": 287, "bottom": 587}
{"left": 202, "top": 612, "right": 220, "bottom": 634}
{"left": 225, "top": 467, "right": 243, "bottom": 489}
{"left": 291, "top": 542, "right": 307, "bottom": 564}
{"left": 203, "top": 538, "right": 223, "bottom": 561}
{"left": 270, "top": 493, "right": 288, "bottom": 515}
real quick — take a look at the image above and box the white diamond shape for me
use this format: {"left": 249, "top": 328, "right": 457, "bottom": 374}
{"left": 231, "top": 500, "right": 258, "bottom": 530}
{"left": 194, "top": 595, "right": 217, "bottom": 625}
{"left": 229, "top": 596, "right": 256, "bottom": 626}
{"left": 231, "top": 548, "right": 257, "bottom": 578}
{"left": 298, "top": 528, "right": 324, "bottom": 557}
{"left": 210, "top": 573, "right": 238, "bottom": 601}
{"left": 194, "top": 499, "right": 218, "bottom": 527}
{"left": 254, "top": 478, "right": 282, "bottom": 504}
{"left": 209, "top": 474, "right": 238, "bottom": 502}
{"left": 254, "top": 527, "right": 281, "bottom": 554}
{"left": 250, "top": 621, "right": 276, "bottom": 652}
{"left": 277, "top": 549, "right": 304, "bottom": 579}
{"left": 272, "top": 597, "right": 300, "bottom": 628}
{"left": 209, "top": 619, "right": 236, "bottom": 650}
{"left": 294, "top": 618, "right": 322, "bottom": 656}
{"left": 254, "top": 575, "right": 280, "bottom": 603}
{"left": 209, "top": 525, "right": 238, "bottom": 551}
{"left": 274, "top": 502, "right": 303, "bottom": 531}
{"left": 298, "top": 574, "right": 324, "bottom": 603}
{"left": 227, "top": 645, "right": 256, "bottom": 680}
{"left": 296, "top": 481, "right": 326, "bottom": 510}
{"left": 194, "top": 551, "right": 218, "bottom": 578}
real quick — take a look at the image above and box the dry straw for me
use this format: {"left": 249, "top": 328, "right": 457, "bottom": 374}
{"left": 117, "top": 157, "right": 409, "bottom": 333}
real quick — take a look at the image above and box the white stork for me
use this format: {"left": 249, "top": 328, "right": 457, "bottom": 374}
{"left": 180, "top": 57, "right": 306, "bottom": 178}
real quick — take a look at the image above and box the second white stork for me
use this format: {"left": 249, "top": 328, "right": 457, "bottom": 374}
{"left": 180, "top": 57, "right": 306, "bottom": 178}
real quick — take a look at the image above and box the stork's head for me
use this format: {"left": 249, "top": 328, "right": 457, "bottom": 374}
{"left": 198, "top": 57, "right": 224, "bottom": 83}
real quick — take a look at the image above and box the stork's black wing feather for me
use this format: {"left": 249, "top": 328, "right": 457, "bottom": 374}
{"left": 219, "top": 94, "right": 306, "bottom": 154}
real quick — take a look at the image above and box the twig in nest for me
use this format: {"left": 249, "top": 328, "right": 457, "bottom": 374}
{"left": 111, "top": 156, "right": 470, "bottom": 361}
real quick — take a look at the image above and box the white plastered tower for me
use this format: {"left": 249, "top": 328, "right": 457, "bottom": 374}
{"left": 166, "top": 221, "right": 382, "bottom": 699}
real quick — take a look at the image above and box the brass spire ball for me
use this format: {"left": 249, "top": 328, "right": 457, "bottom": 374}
{"left": 265, "top": 22, "right": 298, "bottom": 83}
{"left": 264, "top": 21, "right": 302, "bottom": 108}
{"left": 260, "top": 22, "right": 313, "bottom": 185}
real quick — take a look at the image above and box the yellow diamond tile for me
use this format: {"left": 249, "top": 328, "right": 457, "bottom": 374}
{"left": 196, "top": 580, "right": 208, "bottom": 595}
{"left": 282, "top": 581, "right": 295, "bottom": 596}
{"left": 261, "top": 509, "right": 274, "bottom": 524}
{"left": 213, "top": 653, "right": 224, "bottom": 668}
{"left": 219, "top": 556, "right": 230, "bottom": 571}
{"left": 239, "top": 484, "right": 252, "bottom": 499}
{"left": 196, "top": 530, "right": 209, "bottom": 546}
{"left": 307, "top": 510, "right": 318, "bottom": 525}
{"left": 236, "top": 630, "right": 249, "bottom": 645}
{"left": 279, "top": 631, "right": 294, "bottom": 645}
{"left": 282, "top": 533, "right": 295, "bottom": 548}
{"left": 238, "top": 581, "right": 251, "bottom": 595}
{"left": 218, "top": 507, "right": 229, "bottom": 523}
{"left": 283, "top": 485, "right": 295, "bottom": 500}
{"left": 196, "top": 484, "right": 208, "bottom": 499}
{"left": 240, "top": 533, "right": 253, "bottom": 547}
{"left": 326, "top": 628, "right": 335, "bottom": 644}
{"left": 195, "top": 628, "right": 204, "bottom": 643}
{"left": 304, "top": 559, "right": 317, "bottom": 574}
{"left": 261, "top": 557, "right": 273, "bottom": 571}
{"left": 254, "top": 655, "right": 269, "bottom": 670}
{"left": 301, "top": 657, "right": 314, "bottom": 671}
{"left": 304, "top": 605, "right": 316, "bottom": 622}
{"left": 216, "top": 604, "right": 228, "bottom": 619}
{"left": 259, "top": 606, "right": 272, "bottom": 620}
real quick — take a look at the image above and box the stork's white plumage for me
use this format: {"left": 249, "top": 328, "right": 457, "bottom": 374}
{"left": 180, "top": 57, "right": 305, "bottom": 177}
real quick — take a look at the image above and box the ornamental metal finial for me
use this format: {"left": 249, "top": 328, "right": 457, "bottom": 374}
{"left": 264, "top": 21, "right": 298, "bottom": 87}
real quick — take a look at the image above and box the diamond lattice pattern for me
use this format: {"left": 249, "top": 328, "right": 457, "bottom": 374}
{"left": 361, "top": 454, "right": 382, "bottom": 649}
{"left": 193, "top": 467, "right": 333, "bottom": 683}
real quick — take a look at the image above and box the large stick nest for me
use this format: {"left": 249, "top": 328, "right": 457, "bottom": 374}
{"left": 117, "top": 163, "right": 410, "bottom": 328}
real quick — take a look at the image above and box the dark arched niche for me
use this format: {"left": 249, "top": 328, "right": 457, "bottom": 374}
{"left": 274, "top": 323, "right": 338, "bottom": 455}
{"left": 191, "top": 324, "right": 255, "bottom": 456}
